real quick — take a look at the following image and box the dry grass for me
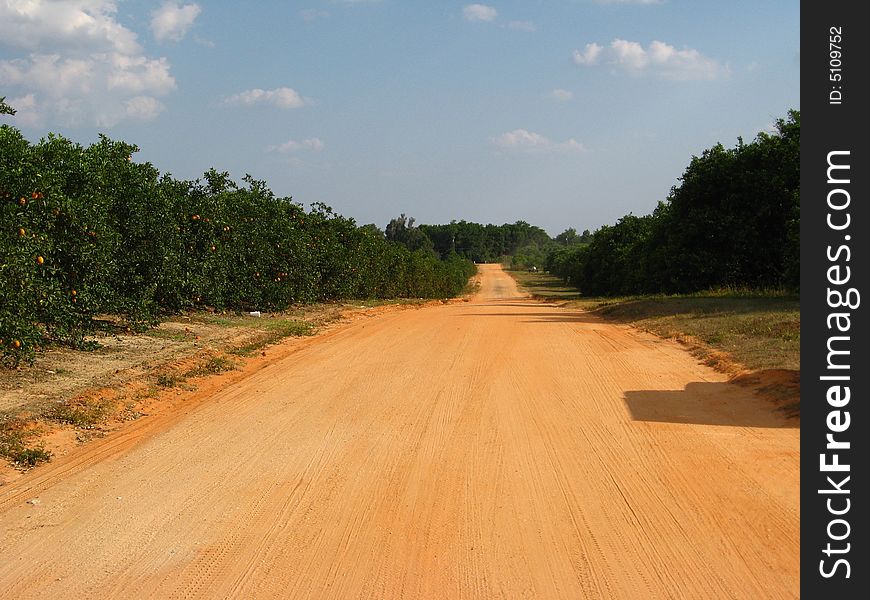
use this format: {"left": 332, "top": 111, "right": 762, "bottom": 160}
{"left": 0, "top": 415, "right": 51, "bottom": 468}
{"left": 510, "top": 271, "right": 799, "bottom": 373}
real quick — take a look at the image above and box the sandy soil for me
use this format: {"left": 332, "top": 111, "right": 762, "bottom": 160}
{"left": 0, "top": 264, "right": 799, "bottom": 599}
{"left": 0, "top": 305, "right": 352, "bottom": 415}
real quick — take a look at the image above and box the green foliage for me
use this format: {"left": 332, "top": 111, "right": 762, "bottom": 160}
{"left": 157, "top": 372, "right": 185, "bottom": 388}
{"left": 554, "top": 227, "right": 591, "bottom": 247}
{"left": 419, "top": 220, "right": 552, "bottom": 263}
{"left": 385, "top": 214, "right": 435, "bottom": 253}
{"left": 510, "top": 242, "right": 554, "bottom": 271}
{"left": 42, "top": 397, "right": 114, "bottom": 427}
{"left": 547, "top": 109, "right": 800, "bottom": 296}
{"left": 185, "top": 356, "right": 237, "bottom": 377}
{"left": 0, "top": 97, "right": 16, "bottom": 116}
{"left": 0, "top": 415, "right": 52, "bottom": 467}
{"left": 0, "top": 124, "right": 476, "bottom": 366}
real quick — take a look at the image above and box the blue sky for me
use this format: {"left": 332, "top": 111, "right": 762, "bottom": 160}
{"left": 1, "top": 1, "right": 799, "bottom": 235}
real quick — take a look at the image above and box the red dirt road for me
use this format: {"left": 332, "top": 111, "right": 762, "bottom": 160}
{"left": 0, "top": 265, "right": 799, "bottom": 599}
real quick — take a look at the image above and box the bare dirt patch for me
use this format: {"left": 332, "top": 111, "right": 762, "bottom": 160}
{"left": 0, "top": 300, "right": 439, "bottom": 478}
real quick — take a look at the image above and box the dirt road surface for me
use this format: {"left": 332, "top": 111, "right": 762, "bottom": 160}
{"left": 0, "top": 265, "right": 799, "bottom": 599}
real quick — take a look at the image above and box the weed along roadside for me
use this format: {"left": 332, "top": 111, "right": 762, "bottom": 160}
{"left": 508, "top": 269, "right": 800, "bottom": 417}
{"left": 0, "top": 298, "right": 454, "bottom": 478}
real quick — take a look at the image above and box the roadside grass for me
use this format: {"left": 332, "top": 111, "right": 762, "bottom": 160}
{"left": 185, "top": 355, "right": 238, "bottom": 378}
{"left": 510, "top": 270, "right": 584, "bottom": 301}
{"left": 229, "top": 319, "right": 315, "bottom": 357}
{"left": 509, "top": 270, "right": 799, "bottom": 373}
{"left": 42, "top": 396, "right": 117, "bottom": 428}
{"left": 0, "top": 416, "right": 51, "bottom": 468}
{"left": 156, "top": 371, "right": 186, "bottom": 388}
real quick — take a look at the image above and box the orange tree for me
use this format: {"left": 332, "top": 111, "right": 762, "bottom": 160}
{"left": 1, "top": 123, "right": 475, "bottom": 366}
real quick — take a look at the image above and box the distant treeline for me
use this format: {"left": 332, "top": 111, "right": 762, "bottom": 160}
{"left": 384, "top": 109, "right": 799, "bottom": 296}
{"left": 383, "top": 215, "right": 553, "bottom": 264}
{"left": 547, "top": 110, "right": 800, "bottom": 295}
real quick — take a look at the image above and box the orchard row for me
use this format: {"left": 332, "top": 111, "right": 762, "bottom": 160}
{"left": 0, "top": 127, "right": 475, "bottom": 365}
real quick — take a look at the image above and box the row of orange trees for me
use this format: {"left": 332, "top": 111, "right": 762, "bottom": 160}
{"left": 0, "top": 125, "right": 475, "bottom": 365}
{"left": 546, "top": 110, "right": 800, "bottom": 295}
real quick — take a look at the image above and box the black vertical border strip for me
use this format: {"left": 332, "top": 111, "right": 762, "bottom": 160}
{"left": 801, "top": 2, "right": 868, "bottom": 597}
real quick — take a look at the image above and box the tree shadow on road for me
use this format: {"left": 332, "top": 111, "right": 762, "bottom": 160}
{"left": 624, "top": 379, "right": 799, "bottom": 429}
{"left": 456, "top": 310, "right": 604, "bottom": 324}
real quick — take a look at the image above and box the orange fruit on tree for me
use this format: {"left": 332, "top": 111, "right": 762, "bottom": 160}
{"left": 36, "top": 255, "right": 45, "bottom": 265}
{"left": 18, "top": 228, "right": 25, "bottom": 237}
{"left": 13, "top": 340, "right": 21, "bottom": 349}
{"left": 19, "top": 197, "right": 26, "bottom": 206}
{"left": 31, "top": 191, "right": 38, "bottom": 199}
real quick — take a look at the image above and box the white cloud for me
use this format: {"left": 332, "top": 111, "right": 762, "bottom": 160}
{"left": 551, "top": 89, "right": 573, "bottom": 102}
{"left": 610, "top": 39, "right": 647, "bottom": 69}
{"left": 268, "top": 138, "right": 325, "bottom": 153}
{"left": 0, "top": 1, "right": 177, "bottom": 127}
{"left": 573, "top": 39, "right": 727, "bottom": 80}
{"left": 572, "top": 43, "right": 602, "bottom": 65}
{"left": 301, "top": 8, "right": 329, "bottom": 21}
{"left": 151, "top": 2, "right": 201, "bottom": 43}
{"left": 492, "top": 129, "right": 585, "bottom": 153}
{"left": 124, "top": 96, "right": 165, "bottom": 121}
{"left": 0, "top": 0, "right": 140, "bottom": 54}
{"left": 463, "top": 4, "right": 497, "bottom": 22}
{"left": 0, "top": 53, "right": 174, "bottom": 127}
{"left": 0, "top": 4, "right": 174, "bottom": 128}
{"left": 223, "top": 87, "right": 307, "bottom": 109}
{"left": 193, "top": 35, "right": 215, "bottom": 48}
{"left": 507, "top": 20, "right": 537, "bottom": 32}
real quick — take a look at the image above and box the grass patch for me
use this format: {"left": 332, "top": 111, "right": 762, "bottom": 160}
{"left": 587, "top": 297, "right": 799, "bottom": 371}
{"left": 188, "top": 311, "right": 307, "bottom": 328}
{"left": 185, "top": 355, "right": 238, "bottom": 377}
{"left": 346, "top": 298, "right": 430, "bottom": 308}
{"left": 510, "top": 271, "right": 799, "bottom": 372}
{"left": 0, "top": 416, "right": 52, "bottom": 468}
{"left": 509, "top": 270, "right": 584, "bottom": 300}
{"left": 230, "top": 319, "right": 315, "bottom": 356}
{"left": 156, "top": 371, "right": 186, "bottom": 388}
{"left": 41, "top": 397, "right": 116, "bottom": 428}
